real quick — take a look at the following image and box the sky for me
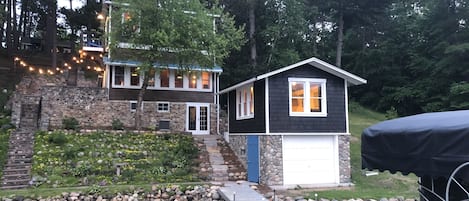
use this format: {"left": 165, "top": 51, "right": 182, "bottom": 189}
{"left": 57, "top": 0, "right": 85, "bottom": 10}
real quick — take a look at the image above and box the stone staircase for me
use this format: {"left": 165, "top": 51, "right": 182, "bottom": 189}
{"left": 195, "top": 135, "right": 246, "bottom": 182}
{"left": 1, "top": 96, "right": 40, "bottom": 189}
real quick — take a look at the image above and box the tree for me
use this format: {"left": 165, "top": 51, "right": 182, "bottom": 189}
{"left": 110, "top": 0, "right": 245, "bottom": 129}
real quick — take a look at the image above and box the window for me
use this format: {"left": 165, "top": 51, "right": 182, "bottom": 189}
{"left": 130, "top": 101, "right": 143, "bottom": 112}
{"left": 160, "top": 69, "right": 169, "bottom": 87}
{"left": 111, "top": 67, "right": 212, "bottom": 91}
{"left": 114, "top": 66, "right": 125, "bottom": 86}
{"left": 130, "top": 101, "right": 137, "bottom": 112}
{"left": 202, "top": 72, "right": 210, "bottom": 89}
{"left": 175, "top": 71, "right": 184, "bottom": 88}
{"left": 288, "top": 78, "right": 327, "bottom": 117}
{"left": 130, "top": 67, "right": 140, "bottom": 86}
{"left": 236, "top": 84, "right": 254, "bottom": 119}
{"left": 189, "top": 72, "right": 197, "bottom": 88}
{"left": 147, "top": 70, "right": 155, "bottom": 87}
{"left": 157, "top": 102, "right": 170, "bottom": 112}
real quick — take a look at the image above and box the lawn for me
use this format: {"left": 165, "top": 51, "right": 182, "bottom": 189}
{"left": 31, "top": 131, "right": 199, "bottom": 188}
{"left": 302, "top": 102, "right": 419, "bottom": 199}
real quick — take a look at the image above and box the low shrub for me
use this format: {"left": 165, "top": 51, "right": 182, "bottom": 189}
{"left": 47, "top": 131, "right": 68, "bottom": 145}
{"left": 111, "top": 119, "right": 124, "bottom": 130}
{"left": 62, "top": 117, "right": 79, "bottom": 130}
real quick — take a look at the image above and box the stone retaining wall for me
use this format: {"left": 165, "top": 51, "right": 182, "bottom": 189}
{"left": 37, "top": 86, "right": 217, "bottom": 133}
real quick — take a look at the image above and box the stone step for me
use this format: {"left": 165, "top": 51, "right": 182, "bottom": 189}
{"left": 8, "top": 158, "right": 32, "bottom": 163}
{"left": 0, "top": 184, "right": 29, "bottom": 190}
{"left": 2, "top": 178, "right": 30, "bottom": 186}
{"left": 3, "top": 168, "right": 30, "bottom": 175}
{"left": 2, "top": 174, "right": 30, "bottom": 180}
{"left": 4, "top": 163, "right": 31, "bottom": 169}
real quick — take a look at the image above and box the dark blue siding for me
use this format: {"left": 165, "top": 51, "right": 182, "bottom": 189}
{"left": 268, "top": 64, "right": 347, "bottom": 133}
{"left": 228, "top": 80, "right": 266, "bottom": 133}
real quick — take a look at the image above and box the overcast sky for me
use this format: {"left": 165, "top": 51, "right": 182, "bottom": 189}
{"left": 57, "top": 0, "right": 85, "bottom": 10}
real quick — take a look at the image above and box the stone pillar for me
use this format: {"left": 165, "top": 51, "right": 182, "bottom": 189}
{"left": 339, "top": 135, "right": 351, "bottom": 183}
{"left": 259, "top": 135, "right": 283, "bottom": 186}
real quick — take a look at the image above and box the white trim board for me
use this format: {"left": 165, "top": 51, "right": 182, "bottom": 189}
{"left": 219, "top": 57, "right": 367, "bottom": 94}
{"left": 229, "top": 132, "right": 350, "bottom": 136}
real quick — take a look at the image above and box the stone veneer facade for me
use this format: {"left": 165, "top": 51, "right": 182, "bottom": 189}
{"left": 227, "top": 134, "right": 351, "bottom": 186}
{"left": 38, "top": 86, "right": 217, "bottom": 133}
{"left": 12, "top": 82, "right": 217, "bottom": 134}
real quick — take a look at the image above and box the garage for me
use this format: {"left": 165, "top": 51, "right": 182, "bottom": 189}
{"left": 283, "top": 135, "right": 338, "bottom": 185}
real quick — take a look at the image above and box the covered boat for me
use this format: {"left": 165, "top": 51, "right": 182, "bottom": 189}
{"left": 362, "top": 110, "right": 469, "bottom": 201}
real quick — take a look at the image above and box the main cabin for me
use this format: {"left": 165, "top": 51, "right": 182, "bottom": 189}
{"left": 219, "top": 57, "right": 366, "bottom": 187}
{"left": 98, "top": 0, "right": 222, "bottom": 134}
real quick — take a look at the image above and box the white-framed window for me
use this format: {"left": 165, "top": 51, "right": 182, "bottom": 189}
{"left": 112, "top": 66, "right": 212, "bottom": 91}
{"left": 157, "top": 102, "right": 170, "bottom": 112}
{"left": 236, "top": 84, "right": 254, "bottom": 120}
{"left": 112, "top": 66, "right": 142, "bottom": 88}
{"left": 288, "top": 78, "right": 327, "bottom": 117}
{"left": 130, "top": 101, "right": 144, "bottom": 112}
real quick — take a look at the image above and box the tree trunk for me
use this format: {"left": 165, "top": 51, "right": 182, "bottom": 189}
{"left": 248, "top": 0, "right": 257, "bottom": 72}
{"left": 19, "top": 0, "right": 27, "bottom": 38}
{"left": 0, "top": 0, "right": 5, "bottom": 43}
{"left": 336, "top": 6, "right": 344, "bottom": 68}
{"left": 12, "top": 0, "right": 19, "bottom": 54}
{"left": 45, "top": 0, "right": 57, "bottom": 69}
{"left": 6, "top": 0, "right": 12, "bottom": 56}
{"left": 135, "top": 70, "right": 151, "bottom": 131}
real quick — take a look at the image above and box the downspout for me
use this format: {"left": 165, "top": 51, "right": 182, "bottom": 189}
{"left": 216, "top": 72, "right": 220, "bottom": 135}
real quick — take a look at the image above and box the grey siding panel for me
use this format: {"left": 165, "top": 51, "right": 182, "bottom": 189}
{"left": 268, "top": 64, "right": 346, "bottom": 133}
{"left": 228, "top": 80, "right": 266, "bottom": 133}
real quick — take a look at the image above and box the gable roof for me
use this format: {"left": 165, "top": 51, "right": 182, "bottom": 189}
{"left": 219, "top": 57, "right": 367, "bottom": 94}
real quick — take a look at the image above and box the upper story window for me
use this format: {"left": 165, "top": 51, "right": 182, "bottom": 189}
{"left": 121, "top": 11, "right": 140, "bottom": 37}
{"left": 160, "top": 69, "right": 169, "bottom": 88}
{"left": 175, "top": 71, "right": 184, "bottom": 88}
{"left": 130, "top": 68, "right": 140, "bottom": 86}
{"left": 112, "top": 66, "right": 212, "bottom": 91}
{"left": 236, "top": 84, "right": 254, "bottom": 120}
{"left": 148, "top": 70, "right": 156, "bottom": 87}
{"left": 288, "top": 78, "right": 327, "bottom": 117}
{"left": 114, "top": 66, "right": 125, "bottom": 86}
{"left": 202, "top": 72, "right": 210, "bottom": 89}
{"left": 189, "top": 72, "right": 198, "bottom": 89}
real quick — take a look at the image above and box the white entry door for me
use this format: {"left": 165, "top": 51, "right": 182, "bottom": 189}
{"left": 186, "top": 103, "right": 210, "bottom": 135}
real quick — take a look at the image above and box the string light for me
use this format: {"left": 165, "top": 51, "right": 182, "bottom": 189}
{"left": 14, "top": 52, "right": 105, "bottom": 75}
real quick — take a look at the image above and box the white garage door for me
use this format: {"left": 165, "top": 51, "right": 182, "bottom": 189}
{"left": 283, "top": 135, "right": 338, "bottom": 185}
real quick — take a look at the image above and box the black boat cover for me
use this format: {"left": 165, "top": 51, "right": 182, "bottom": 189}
{"left": 362, "top": 110, "right": 469, "bottom": 178}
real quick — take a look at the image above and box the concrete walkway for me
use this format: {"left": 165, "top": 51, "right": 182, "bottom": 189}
{"left": 218, "top": 181, "right": 267, "bottom": 201}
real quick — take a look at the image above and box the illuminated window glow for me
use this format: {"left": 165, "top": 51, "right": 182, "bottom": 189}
{"left": 288, "top": 78, "right": 327, "bottom": 117}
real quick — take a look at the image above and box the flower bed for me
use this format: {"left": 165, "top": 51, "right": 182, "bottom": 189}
{"left": 32, "top": 131, "right": 199, "bottom": 187}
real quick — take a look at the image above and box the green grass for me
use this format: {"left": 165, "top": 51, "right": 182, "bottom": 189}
{"left": 304, "top": 102, "right": 419, "bottom": 199}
